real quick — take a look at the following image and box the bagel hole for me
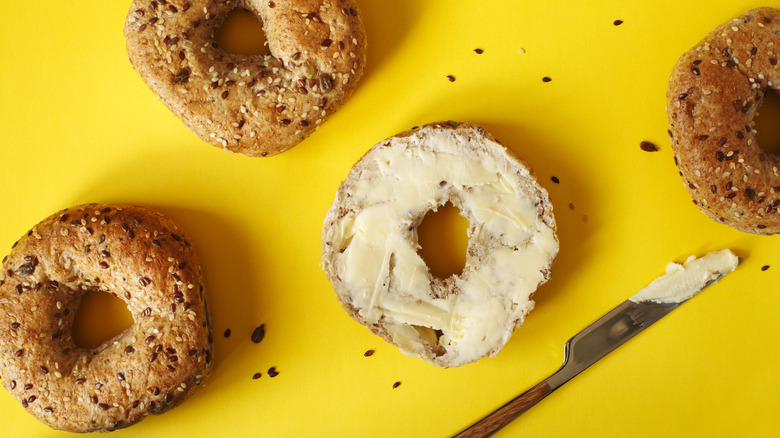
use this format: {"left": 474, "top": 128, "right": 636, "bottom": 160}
{"left": 214, "top": 9, "right": 268, "bottom": 56}
{"left": 416, "top": 202, "right": 469, "bottom": 279}
{"left": 755, "top": 90, "right": 780, "bottom": 155}
{"left": 72, "top": 291, "right": 134, "bottom": 348}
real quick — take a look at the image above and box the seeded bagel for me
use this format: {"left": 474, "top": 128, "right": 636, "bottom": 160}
{"left": 668, "top": 7, "right": 780, "bottom": 234}
{"left": 0, "top": 204, "right": 213, "bottom": 432}
{"left": 124, "top": 0, "right": 367, "bottom": 157}
{"left": 322, "top": 122, "right": 558, "bottom": 367}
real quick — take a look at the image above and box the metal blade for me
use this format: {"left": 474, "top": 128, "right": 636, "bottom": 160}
{"left": 546, "top": 267, "right": 734, "bottom": 390}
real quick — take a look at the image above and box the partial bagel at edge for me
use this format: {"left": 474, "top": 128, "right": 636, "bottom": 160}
{"left": 668, "top": 7, "right": 780, "bottom": 234}
{"left": 124, "top": 0, "right": 367, "bottom": 157}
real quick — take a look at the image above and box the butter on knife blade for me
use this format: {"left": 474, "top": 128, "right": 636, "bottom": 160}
{"left": 630, "top": 249, "right": 740, "bottom": 304}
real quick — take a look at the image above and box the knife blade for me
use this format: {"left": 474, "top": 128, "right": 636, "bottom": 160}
{"left": 453, "top": 251, "right": 741, "bottom": 438}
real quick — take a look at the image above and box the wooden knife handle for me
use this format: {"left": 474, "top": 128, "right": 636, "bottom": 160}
{"left": 453, "top": 381, "right": 552, "bottom": 438}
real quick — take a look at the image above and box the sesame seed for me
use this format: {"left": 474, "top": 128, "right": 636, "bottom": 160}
{"left": 392, "top": 381, "right": 401, "bottom": 389}
{"left": 473, "top": 48, "right": 483, "bottom": 54}
{"left": 613, "top": 20, "right": 623, "bottom": 26}
{"left": 446, "top": 75, "right": 455, "bottom": 82}
{"left": 364, "top": 349, "right": 375, "bottom": 357}
{"left": 252, "top": 373, "right": 262, "bottom": 380}
{"left": 640, "top": 141, "right": 658, "bottom": 152}
{"left": 542, "top": 76, "right": 551, "bottom": 82}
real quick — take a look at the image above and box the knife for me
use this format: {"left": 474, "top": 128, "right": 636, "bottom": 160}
{"left": 454, "top": 251, "right": 741, "bottom": 438}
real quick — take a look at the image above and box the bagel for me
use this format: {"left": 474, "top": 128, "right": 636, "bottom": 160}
{"left": 667, "top": 7, "right": 780, "bottom": 234}
{"left": 0, "top": 204, "right": 213, "bottom": 432}
{"left": 124, "top": 0, "right": 367, "bottom": 157}
{"left": 322, "top": 122, "right": 559, "bottom": 367}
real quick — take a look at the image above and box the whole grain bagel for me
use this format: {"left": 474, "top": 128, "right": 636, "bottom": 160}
{"left": 322, "top": 122, "right": 559, "bottom": 367}
{"left": 668, "top": 7, "right": 780, "bottom": 234}
{"left": 0, "top": 204, "right": 213, "bottom": 432}
{"left": 124, "top": 0, "right": 367, "bottom": 157}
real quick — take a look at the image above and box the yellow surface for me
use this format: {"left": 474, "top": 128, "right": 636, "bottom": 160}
{"left": 1, "top": 1, "right": 779, "bottom": 436}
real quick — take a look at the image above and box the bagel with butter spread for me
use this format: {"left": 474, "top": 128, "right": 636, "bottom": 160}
{"left": 322, "top": 122, "right": 558, "bottom": 367}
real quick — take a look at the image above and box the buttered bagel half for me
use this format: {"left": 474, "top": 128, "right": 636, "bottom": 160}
{"left": 322, "top": 122, "right": 558, "bottom": 367}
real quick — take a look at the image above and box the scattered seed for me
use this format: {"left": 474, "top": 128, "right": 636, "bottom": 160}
{"left": 613, "top": 20, "right": 623, "bottom": 26}
{"left": 640, "top": 141, "right": 658, "bottom": 152}
{"left": 446, "top": 75, "right": 455, "bottom": 82}
{"left": 392, "top": 381, "right": 401, "bottom": 389}
{"left": 473, "top": 48, "right": 483, "bottom": 54}
{"left": 267, "top": 367, "right": 279, "bottom": 377}
{"left": 224, "top": 329, "right": 231, "bottom": 338}
{"left": 364, "top": 349, "right": 375, "bottom": 357}
{"left": 551, "top": 176, "right": 560, "bottom": 184}
{"left": 251, "top": 325, "right": 265, "bottom": 343}
{"left": 542, "top": 76, "right": 552, "bottom": 82}
{"left": 761, "top": 265, "right": 770, "bottom": 271}
{"left": 252, "top": 373, "right": 262, "bottom": 380}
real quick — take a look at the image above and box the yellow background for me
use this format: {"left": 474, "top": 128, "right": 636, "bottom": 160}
{"left": 1, "top": 0, "right": 779, "bottom": 436}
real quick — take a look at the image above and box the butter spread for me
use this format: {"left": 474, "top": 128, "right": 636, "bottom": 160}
{"left": 325, "top": 125, "right": 558, "bottom": 367}
{"left": 629, "top": 249, "right": 739, "bottom": 304}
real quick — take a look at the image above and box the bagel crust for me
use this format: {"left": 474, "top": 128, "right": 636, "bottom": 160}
{"left": 0, "top": 204, "right": 213, "bottom": 432}
{"left": 124, "top": 0, "right": 367, "bottom": 157}
{"left": 668, "top": 7, "right": 780, "bottom": 234}
{"left": 322, "top": 122, "right": 558, "bottom": 367}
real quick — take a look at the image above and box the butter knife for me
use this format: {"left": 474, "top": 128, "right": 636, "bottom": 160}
{"left": 454, "top": 250, "right": 741, "bottom": 438}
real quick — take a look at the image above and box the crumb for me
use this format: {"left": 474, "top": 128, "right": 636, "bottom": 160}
{"left": 518, "top": 48, "right": 525, "bottom": 54}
